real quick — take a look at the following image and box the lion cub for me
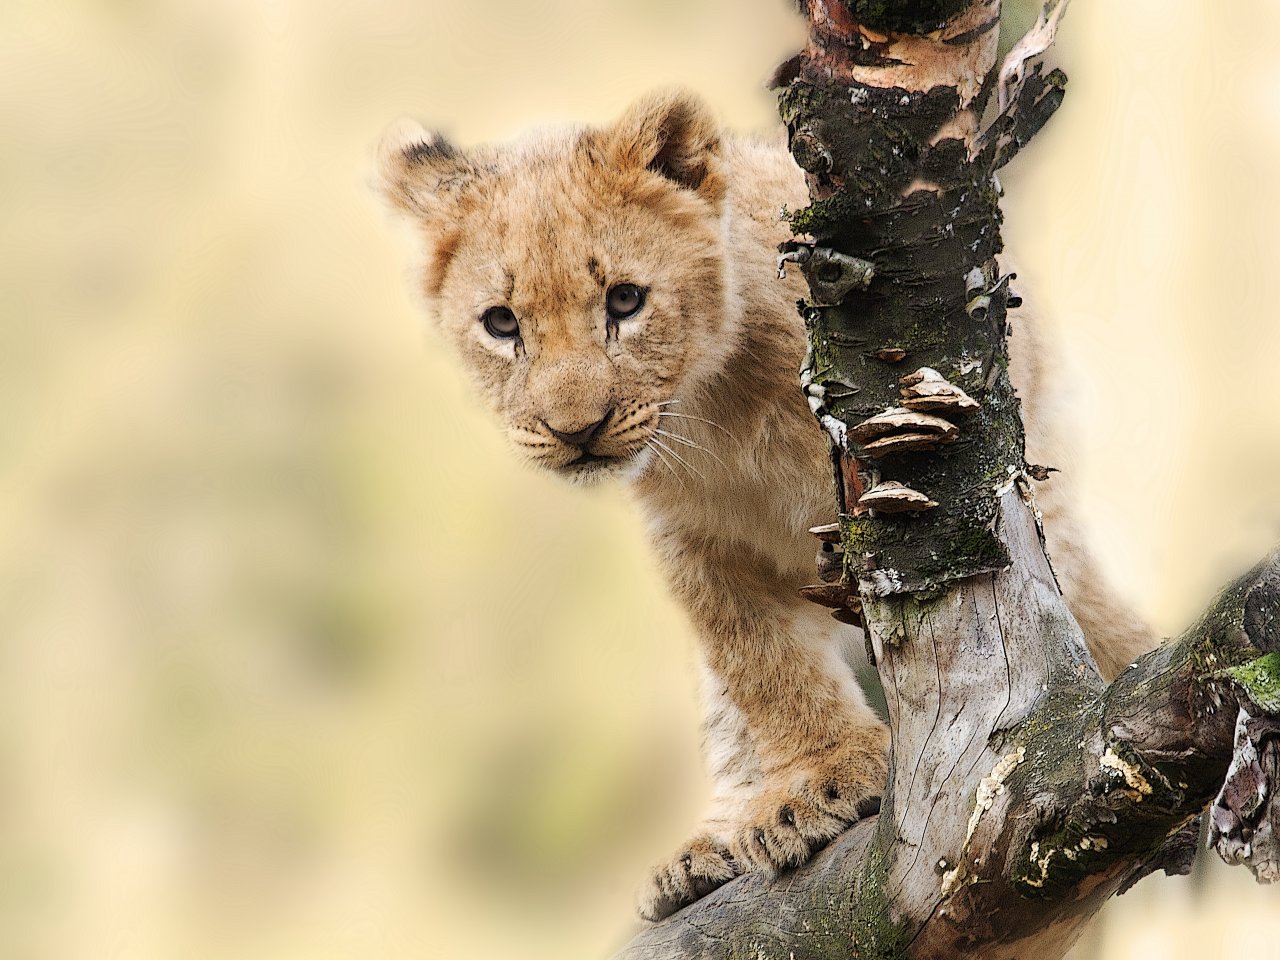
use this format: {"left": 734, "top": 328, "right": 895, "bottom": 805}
{"left": 376, "top": 90, "right": 1155, "bottom": 920}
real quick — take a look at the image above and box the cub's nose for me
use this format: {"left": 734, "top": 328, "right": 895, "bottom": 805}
{"left": 542, "top": 408, "right": 614, "bottom": 447}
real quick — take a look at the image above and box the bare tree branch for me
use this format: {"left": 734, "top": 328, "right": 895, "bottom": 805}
{"left": 618, "top": 1, "right": 1280, "bottom": 956}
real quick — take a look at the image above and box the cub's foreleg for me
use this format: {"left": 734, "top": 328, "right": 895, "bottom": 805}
{"left": 636, "top": 668, "right": 759, "bottom": 923}
{"left": 637, "top": 533, "right": 888, "bottom": 920}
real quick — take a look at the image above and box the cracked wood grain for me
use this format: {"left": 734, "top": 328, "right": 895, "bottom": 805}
{"left": 617, "top": 1, "right": 1280, "bottom": 956}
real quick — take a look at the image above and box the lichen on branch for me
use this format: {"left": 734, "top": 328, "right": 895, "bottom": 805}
{"left": 618, "top": 2, "right": 1280, "bottom": 957}
{"left": 783, "top": 0, "right": 1023, "bottom": 594}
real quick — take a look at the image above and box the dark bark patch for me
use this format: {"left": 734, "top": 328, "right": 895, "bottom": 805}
{"left": 841, "top": 0, "right": 973, "bottom": 35}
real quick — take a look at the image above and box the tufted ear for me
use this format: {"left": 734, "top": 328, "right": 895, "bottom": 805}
{"left": 375, "top": 119, "right": 479, "bottom": 297}
{"left": 606, "top": 89, "right": 723, "bottom": 198}
{"left": 375, "top": 117, "right": 475, "bottom": 221}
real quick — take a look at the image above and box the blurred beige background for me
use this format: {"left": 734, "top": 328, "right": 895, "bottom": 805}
{"left": 2, "top": 1, "right": 1279, "bottom": 958}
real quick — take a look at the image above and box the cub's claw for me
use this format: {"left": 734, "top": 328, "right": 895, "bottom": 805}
{"left": 738, "top": 794, "right": 847, "bottom": 871}
{"left": 637, "top": 835, "right": 740, "bottom": 922}
{"left": 738, "top": 736, "right": 889, "bottom": 874}
{"left": 637, "top": 732, "right": 889, "bottom": 919}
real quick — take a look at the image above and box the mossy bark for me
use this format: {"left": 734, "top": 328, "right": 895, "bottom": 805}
{"left": 619, "top": 1, "right": 1280, "bottom": 956}
{"left": 619, "top": 534, "right": 1280, "bottom": 959}
{"left": 1004, "top": 553, "right": 1279, "bottom": 899}
{"left": 781, "top": 6, "right": 1018, "bottom": 595}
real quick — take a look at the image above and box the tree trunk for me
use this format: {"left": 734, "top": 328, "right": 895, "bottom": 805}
{"left": 617, "top": 2, "right": 1280, "bottom": 957}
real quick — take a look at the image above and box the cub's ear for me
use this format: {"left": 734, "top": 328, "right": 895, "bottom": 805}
{"left": 606, "top": 89, "right": 723, "bottom": 198}
{"left": 374, "top": 118, "right": 474, "bottom": 220}
{"left": 375, "top": 119, "right": 478, "bottom": 297}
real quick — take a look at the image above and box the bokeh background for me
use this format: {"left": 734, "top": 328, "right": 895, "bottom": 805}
{"left": 3, "top": 1, "right": 1279, "bottom": 957}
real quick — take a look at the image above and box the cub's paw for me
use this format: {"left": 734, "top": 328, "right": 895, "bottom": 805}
{"left": 738, "top": 737, "right": 889, "bottom": 874}
{"left": 637, "top": 834, "right": 740, "bottom": 922}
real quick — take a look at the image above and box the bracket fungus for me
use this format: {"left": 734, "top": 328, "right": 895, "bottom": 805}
{"left": 857, "top": 480, "right": 939, "bottom": 514}
{"left": 875, "top": 347, "right": 908, "bottom": 363}
{"left": 899, "top": 366, "right": 981, "bottom": 415}
{"left": 799, "top": 582, "right": 854, "bottom": 608}
{"left": 808, "top": 521, "right": 842, "bottom": 542}
{"left": 849, "top": 406, "right": 960, "bottom": 458}
{"left": 799, "top": 582, "right": 863, "bottom": 627}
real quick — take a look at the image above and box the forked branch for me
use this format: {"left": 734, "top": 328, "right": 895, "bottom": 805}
{"left": 618, "top": 2, "right": 1280, "bottom": 957}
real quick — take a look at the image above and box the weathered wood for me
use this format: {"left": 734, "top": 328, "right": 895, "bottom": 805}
{"left": 786, "top": 0, "right": 1017, "bottom": 596}
{"left": 617, "top": 1, "right": 1280, "bottom": 957}
{"left": 617, "top": 523, "right": 1280, "bottom": 959}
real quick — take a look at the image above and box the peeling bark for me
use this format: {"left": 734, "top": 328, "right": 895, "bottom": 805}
{"left": 619, "top": 545, "right": 1280, "bottom": 958}
{"left": 618, "top": 1, "right": 1280, "bottom": 957}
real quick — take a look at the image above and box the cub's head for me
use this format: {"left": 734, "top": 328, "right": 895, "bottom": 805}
{"left": 376, "top": 91, "right": 733, "bottom": 484}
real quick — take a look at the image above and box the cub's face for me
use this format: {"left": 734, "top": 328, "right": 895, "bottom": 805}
{"left": 377, "top": 92, "right": 731, "bottom": 484}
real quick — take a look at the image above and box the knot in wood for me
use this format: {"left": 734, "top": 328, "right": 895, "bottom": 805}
{"left": 790, "top": 129, "right": 832, "bottom": 175}
{"left": 802, "top": 247, "right": 876, "bottom": 306}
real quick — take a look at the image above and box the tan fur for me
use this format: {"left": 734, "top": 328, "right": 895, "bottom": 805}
{"left": 376, "top": 90, "right": 1157, "bottom": 921}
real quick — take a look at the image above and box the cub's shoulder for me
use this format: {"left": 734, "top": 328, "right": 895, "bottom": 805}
{"left": 721, "top": 134, "right": 808, "bottom": 227}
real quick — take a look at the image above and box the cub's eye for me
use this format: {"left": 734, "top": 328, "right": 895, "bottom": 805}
{"left": 606, "top": 283, "right": 647, "bottom": 321}
{"left": 481, "top": 306, "right": 520, "bottom": 340}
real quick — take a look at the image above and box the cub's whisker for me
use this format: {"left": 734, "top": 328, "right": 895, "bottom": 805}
{"left": 654, "top": 428, "right": 699, "bottom": 450}
{"left": 658, "top": 411, "right": 737, "bottom": 444}
{"left": 645, "top": 439, "right": 685, "bottom": 489}
{"left": 651, "top": 437, "right": 705, "bottom": 482}
{"left": 655, "top": 428, "right": 727, "bottom": 468}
